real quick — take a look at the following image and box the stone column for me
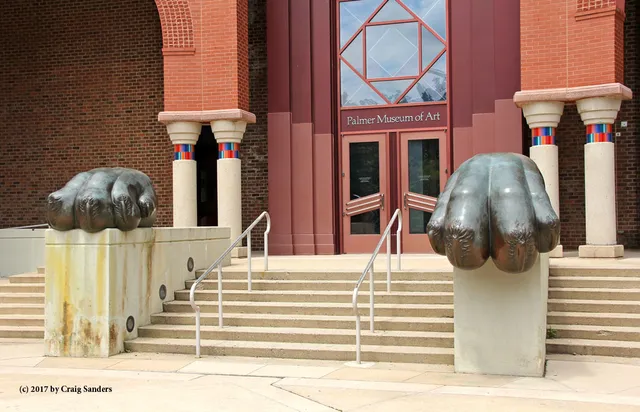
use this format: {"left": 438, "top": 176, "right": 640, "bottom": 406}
{"left": 522, "top": 101, "right": 564, "bottom": 258}
{"left": 577, "top": 97, "right": 623, "bottom": 258}
{"left": 166, "top": 121, "right": 202, "bottom": 228}
{"left": 211, "top": 119, "right": 247, "bottom": 257}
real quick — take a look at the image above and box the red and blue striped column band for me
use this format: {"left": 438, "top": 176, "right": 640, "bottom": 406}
{"left": 174, "top": 144, "right": 195, "bottom": 160}
{"left": 586, "top": 124, "right": 613, "bottom": 143}
{"left": 219, "top": 143, "right": 240, "bottom": 159}
{"left": 531, "top": 127, "right": 556, "bottom": 146}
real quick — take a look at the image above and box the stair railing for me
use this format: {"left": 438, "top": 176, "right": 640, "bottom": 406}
{"left": 189, "top": 211, "right": 271, "bottom": 358}
{"left": 352, "top": 208, "right": 402, "bottom": 364}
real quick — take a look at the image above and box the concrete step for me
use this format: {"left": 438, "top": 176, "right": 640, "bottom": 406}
{"left": 546, "top": 338, "right": 640, "bottom": 358}
{"left": 0, "top": 293, "right": 44, "bottom": 304}
{"left": 547, "top": 311, "right": 640, "bottom": 327}
{"left": 195, "top": 270, "right": 453, "bottom": 282}
{"left": 124, "top": 337, "right": 454, "bottom": 364}
{"left": 0, "top": 284, "right": 44, "bottom": 294}
{"left": 550, "top": 267, "right": 640, "bottom": 277}
{"left": 186, "top": 279, "right": 453, "bottom": 293}
{"left": 150, "top": 312, "right": 454, "bottom": 332}
{"left": 548, "top": 299, "right": 640, "bottom": 314}
{"left": 37, "top": 267, "right": 45, "bottom": 275}
{"left": 0, "top": 315, "right": 44, "bottom": 327}
{"left": 548, "top": 324, "right": 640, "bottom": 342}
{"left": 177, "top": 290, "right": 454, "bottom": 305}
{"left": 549, "top": 277, "right": 640, "bottom": 289}
{"left": 163, "top": 300, "right": 454, "bottom": 318}
{"left": 137, "top": 325, "right": 454, "bottom": 348}
{"left": 0, "top": 304, "right": 44, "bottom": 315}
{"left": 8, "top": 273, "right": 45, "bottom": 284}
{"left": 548, "top": 288, "right": 640, "bottom": 301}
{"left": 0, "top": 326, "right": 44, "bottom": 339}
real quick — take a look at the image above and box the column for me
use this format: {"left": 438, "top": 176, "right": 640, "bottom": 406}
{"left": 166, "top": 121, "right": 202, "bottom": 227}
{"left": 211, "top": 119, "right": 247, "bottom": 257}
{"left": 577, "top": 97, "right": 623, "bottom": 258}
{"left": 522, "top": 101, "right": 564, "bottom": 258}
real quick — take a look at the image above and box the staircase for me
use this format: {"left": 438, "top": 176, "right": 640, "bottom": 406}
{"left": 125, "top": 269, "right": 456, "bottom": 364}
{"left": 0, "top": 267, "right": 45, "bottom": 339}
{"left": 546, "top": 267, "right": 640, "bottom": 358}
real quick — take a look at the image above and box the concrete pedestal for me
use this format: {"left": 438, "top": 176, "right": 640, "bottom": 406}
{"left": 45, "top": 227, "right": 231, "bottom": 358}
{"left": 454, "top": 255, "right": 549, "bottom": 377}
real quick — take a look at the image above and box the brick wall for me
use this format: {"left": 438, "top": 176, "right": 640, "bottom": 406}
{"left": 0, "top": 1, "right": 171, "bottom": 228}
{"left": 240, "top": 0, "right": 269, "bottom": 248}
{"left": 521, "top": 0, "right": 624, "bottom": 90}
{"left": 557, "top": 0, "right": 639, "bottom": 249}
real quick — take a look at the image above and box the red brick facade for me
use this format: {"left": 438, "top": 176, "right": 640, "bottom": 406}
{"left": 0, "top": 0, "right": 171, "bottom": 228}
{"left": 520, "top": 0, "right": 625, "bottom": 90}
{"left": 556, "top": 0, "right": 639, "bottom": 249}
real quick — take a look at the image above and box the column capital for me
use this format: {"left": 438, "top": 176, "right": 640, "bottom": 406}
{"left": 576, "top": 96, "right": 622, "bottom": 125}
{"left": 522, "top": 101, "right": 565, "bottom": 129}
{"left": 166, "top": 121, "right": 202, "bottom": 145}
{"left": 211, "top": 120, "right": 247, "bottom": 144}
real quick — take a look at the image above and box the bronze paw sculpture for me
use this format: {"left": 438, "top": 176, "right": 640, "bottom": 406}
{"left": 46, "top": 168, "right": 157, "bottom": 233}
{"left": 427, "top": 153, "right": 560, "bottom": 274}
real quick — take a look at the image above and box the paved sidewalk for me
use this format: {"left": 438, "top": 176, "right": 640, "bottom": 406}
{"left": 1, "top": 340, "right": 640, "bottom": 411}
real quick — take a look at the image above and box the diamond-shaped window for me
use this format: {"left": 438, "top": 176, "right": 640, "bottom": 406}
{"left": 366, "top": 22, "right": 419, "bottom": 78}
{"left": 401, "top": 0, "right": 446, "bottom": 39}
{"left": 422, "top": 26, "right": 444, "bottom": 70}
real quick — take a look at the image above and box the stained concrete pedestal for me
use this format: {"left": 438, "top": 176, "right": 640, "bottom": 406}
{"left": 454, "top": 255, "right": 549, "bottom": 377}
{"left": 44, "top": 227, "right": 231, "bottom": 358}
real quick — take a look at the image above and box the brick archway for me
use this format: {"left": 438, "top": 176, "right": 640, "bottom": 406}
{"left": 155, "top": 0, "right": 195, "bottom": 51}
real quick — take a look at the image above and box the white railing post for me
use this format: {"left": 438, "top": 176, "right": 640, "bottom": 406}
{"left": 355, "top": 311, "right": 361, "bottom": 364}
{"left": 247, "top": 232, "right": 252, "bottom": 292}
{"left": 386, "top": 234, "right": 391, "bottom": 293}
{"left": 397, "top": 213, "right": 402, "bottom": 271}
{"left": 217, "top": 265, "right": 223, "bottom": 328}
{"left": 195, "top": 308, "right": 201, "bottom": 358}
{"left": 369, "top": 265, "right": 375, "bottom": 333}
{"left": 264, "top": 230, "right": 269, "bottom": 271}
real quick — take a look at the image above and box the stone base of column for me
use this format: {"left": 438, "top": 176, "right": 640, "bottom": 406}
{"left": 578, "top": 244, "right": 624, "bottom": 258}
{"left": 232, "top": 246, "right": 248, "bottom": 258}
{"left": 549, "top": 245, "right": 563, "bottom": 258}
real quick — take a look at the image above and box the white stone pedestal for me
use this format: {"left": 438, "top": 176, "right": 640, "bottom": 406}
{"left": 454, "top": 255, "right": 549, "bottom": 377}
{"left": 45, "top": 227, "right": 231, "bottom": 358}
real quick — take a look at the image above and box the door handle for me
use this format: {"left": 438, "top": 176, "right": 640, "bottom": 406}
{"left": 380, "top": 193, "right": 385, "bottom": 211}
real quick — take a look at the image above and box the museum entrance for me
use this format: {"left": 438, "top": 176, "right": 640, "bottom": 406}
{"left": 341, "top": 130, "right": 447, "bottom": 253}
{"left": 336, "top": 0, "right": 450, "bottom": 254}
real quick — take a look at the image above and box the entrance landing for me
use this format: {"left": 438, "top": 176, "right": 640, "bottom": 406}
{"left": 224, "top": 251, "right": 640, "bottom": 272}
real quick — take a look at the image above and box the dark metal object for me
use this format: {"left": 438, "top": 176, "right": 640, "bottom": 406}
{"left": 187, "top": 257, "right": 194, "bottom": 272}
{"left": 159, "top": 285, "right": 167, "bottom": 300}
{"left": 46, "top": 168, "right": 157, "bottom": 233}
{"left": 126, "top": 316, "right": 135, "bottom": 333}
{"left": 427, "top": 153, "right": 560, "bottom": 274}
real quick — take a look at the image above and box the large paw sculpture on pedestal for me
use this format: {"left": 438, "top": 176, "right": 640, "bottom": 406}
{"left": 46, "top": 168, "right": 157, "bottom": 233}
{"left": 427, "top": 153, "right": 560, "bottom": 274}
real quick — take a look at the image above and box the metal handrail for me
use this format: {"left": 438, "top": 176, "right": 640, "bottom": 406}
{"left": 189, "top": 211, "right": 271, "bottom": 357}
{"left": 352, "top": 208, "right": 402, "bottom": 364}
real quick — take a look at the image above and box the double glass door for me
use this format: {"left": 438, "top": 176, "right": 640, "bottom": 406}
{"left": 341, "top": 131, "right": 447, "bottom": 253}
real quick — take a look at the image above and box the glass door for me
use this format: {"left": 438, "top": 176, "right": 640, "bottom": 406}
{"left": 342, "top": 134, "right": 389, "bottom": 253}
{"left": 399, "top": 131, "right": 446, "bottom": 253}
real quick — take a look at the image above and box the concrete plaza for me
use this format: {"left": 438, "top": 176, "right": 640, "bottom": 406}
{"left": 1, "top": 339, "right": 640, "bottom": 411}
